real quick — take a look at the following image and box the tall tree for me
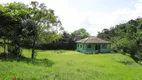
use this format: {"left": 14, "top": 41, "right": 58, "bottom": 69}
{"left": 0, "top": 1, "right": 63, "bottom": 58}
{"left": 28, "top": 1, "right": 63, "bottom": 58}
{"left": 72, "top": 28, "right": 90, "bottom": 40}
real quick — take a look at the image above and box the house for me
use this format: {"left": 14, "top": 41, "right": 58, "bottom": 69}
{"left": 76, "top": 36, "right": 111, "bottom": 53}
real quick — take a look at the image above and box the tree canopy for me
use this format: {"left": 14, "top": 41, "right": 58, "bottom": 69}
{"left": 0, "top": 1, "right": 63, "bottom": 59}
{"left": 97, "top": 18, "right": 142, "bottom": 62}
{"left": 72, "top": 28, "right": 90, "bottom": 40}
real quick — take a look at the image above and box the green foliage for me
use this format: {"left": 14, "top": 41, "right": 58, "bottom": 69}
{"left": 24, "top": 1, "right": 63, "bottom": 58}
{"left": 72, "top": 28, "right": 90, "bottom": 39}
{"left": 0, "top": 50, "right": 142, "bottom": 80}
{"left": 32, "top": 31, "right": 76, "bottom": 50}
{"left": 0, "top": 1, "right": 62, "bottom": 58}
{"left": 97, "top": 18, "right": 142, "bottom": 61}
{"left": 42, "top": 31, "right": 76, "bottom": 50}
{"left": 135, "top": 52, "right": 142, "bottom": 61}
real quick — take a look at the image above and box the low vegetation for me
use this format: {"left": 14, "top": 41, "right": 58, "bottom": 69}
{"left": 0, "top": 50, "right": 142, "bottom": 80}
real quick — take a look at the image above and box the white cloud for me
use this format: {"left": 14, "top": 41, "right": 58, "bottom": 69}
{"left": 82, "top": 1, "right": 142, "bottom": 35}
{"left": 1, "top": 0, "right": 142, "bottom": 36}
{"left": 59, "top": 0, "right": 142, "bottom": 36}
{"left": 137, "top": 0, "right": 142, "bottom": 2}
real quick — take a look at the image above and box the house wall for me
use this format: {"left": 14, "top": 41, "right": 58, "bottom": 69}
{"left": 84, "top": 43, "right": 98, "bottom": 53}
{"left": 76, "top": 43, "right": 86, "bottom": 52}
{"left": 100, "top": 43, "right": 111, "bottom": 53}
{"left": 76, "top": 43, "right": 111, "bottom": 53}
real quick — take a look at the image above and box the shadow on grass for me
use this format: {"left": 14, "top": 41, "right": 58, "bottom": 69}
{"left": 117, "top": 60, "right": 134, "bottom": 65}
{"left": 50, "top": 50, "right": 66, "bottom": 54}
{"left": 0, "top": 53, "right": 54, "bottom": 67}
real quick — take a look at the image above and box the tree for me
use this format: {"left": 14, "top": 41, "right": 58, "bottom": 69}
{"left": 97, "top": 18, "right": 142, "bottom": 62}
{"left": 0, "top": 1, "right": 63, "bottom": 59}
{"left": 37, "top": 31, "right": 75, "bottom": 50}
{"left": 27, "top": 1, "right": 63, "bottom": 58}
{"left": 55, "top": 31, "right": 75, "bottom": 50}
{"left": 0, "top": 3, "right": 22, "bottom": 55}
{"left": 72, "top": 28, "right": 90, "bottom": 40}
{"left": 2, "top": 2, "right": 31, "bottom": 57}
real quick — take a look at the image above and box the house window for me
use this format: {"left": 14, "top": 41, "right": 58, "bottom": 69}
{"left": 80, "top": 44, "right": 82, "bottom": 48}
{"left": 88, "top": 44, "right": 91, "bottom": 48}
{"left": 95, "top": 45, "right": 100, "bottom": 50}
{"left": 95, "top": 45, "right": 98, "bottom": 50}
{"left": 78, "top": 44, "right": 79, "bottom": 47}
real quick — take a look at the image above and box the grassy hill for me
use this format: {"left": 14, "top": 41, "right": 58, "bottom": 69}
{"left": 0, "top": 50, "right": 142, "bottom": 80}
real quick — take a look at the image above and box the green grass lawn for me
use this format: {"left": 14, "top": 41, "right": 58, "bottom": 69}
{"left": 0, "top": 49, "right": 142, "bottom": 80}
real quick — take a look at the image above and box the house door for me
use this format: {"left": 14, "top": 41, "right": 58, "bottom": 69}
{"left": 95, "top": 44, "right": 100, "bottom": 53}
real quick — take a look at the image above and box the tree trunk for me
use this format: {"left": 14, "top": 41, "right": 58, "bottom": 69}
{"left": 31, "top": 36, "right": 37, "bottom": 59}
{"left": 130, "top": 51, "right": 135, "bottom": 59}
{"left": 3, "top": 38, "right": 6, "bottom": 53}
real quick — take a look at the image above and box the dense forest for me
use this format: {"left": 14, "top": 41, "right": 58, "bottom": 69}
{"left": 97, "top": 18, "right": 142, "bottom": 62}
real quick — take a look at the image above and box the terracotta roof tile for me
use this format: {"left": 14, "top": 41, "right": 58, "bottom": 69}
{"left": 76, "top": 36, "right": 110, "bottom": 43}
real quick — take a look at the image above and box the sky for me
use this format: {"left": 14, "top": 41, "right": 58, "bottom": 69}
{"left": 0, "top": 0, "right": 142, "bottom": 36}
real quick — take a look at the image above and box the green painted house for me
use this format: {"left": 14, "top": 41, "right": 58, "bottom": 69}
{"left": 76, "top": 36, "right": 111, "bottom": 53}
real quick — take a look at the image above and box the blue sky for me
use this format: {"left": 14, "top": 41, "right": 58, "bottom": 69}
{"left": 0, "top": 0, "right": 142, "bottom": 36}
{"left": 69, "top": 0, "right": 136, "bottom": 12}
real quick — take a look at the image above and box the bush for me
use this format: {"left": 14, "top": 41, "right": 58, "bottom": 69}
{"left": 135, "top": 52, "right": 142, "bottom": 61}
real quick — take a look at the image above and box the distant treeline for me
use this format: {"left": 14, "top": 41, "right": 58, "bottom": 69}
{"left": 22, "top": 29, "right": 90, "bottom": 50}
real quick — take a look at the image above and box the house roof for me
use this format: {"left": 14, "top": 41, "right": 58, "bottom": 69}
{"left": 76, "top": 36, "right": 110, "bottom": 43}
